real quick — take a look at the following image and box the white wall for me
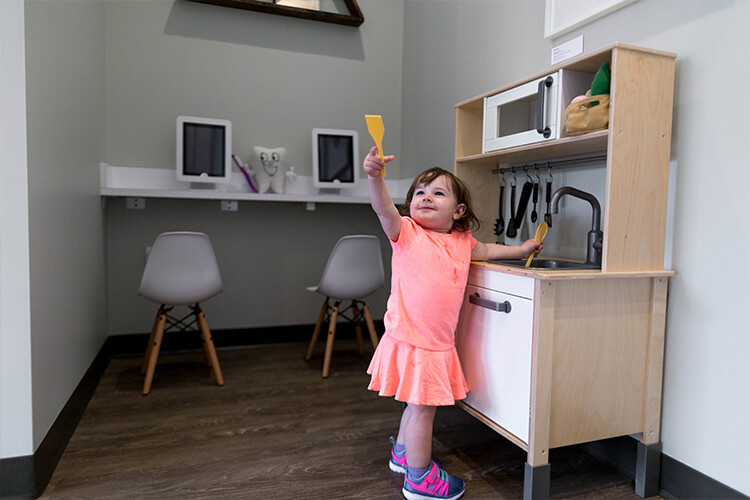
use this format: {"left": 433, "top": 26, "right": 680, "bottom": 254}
{"left": 0, "top": 0, "right": 34, "bottom": 459}
{"left": 24, "top": 0, "right": 108, "bottom": 448}
{"left": 401, "top": 0, "right": 750, "bottom": 494}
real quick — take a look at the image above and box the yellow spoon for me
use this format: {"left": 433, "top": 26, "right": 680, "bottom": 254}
{"left": 365, "top": 114, "right": 386, "bottom": 177}
{"left": 525, "top": 222, "right": 548, "bottom": 267}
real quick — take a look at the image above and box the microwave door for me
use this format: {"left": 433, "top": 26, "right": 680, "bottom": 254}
{"left": 483, "top": 73, "right": 559, "bottom": 153}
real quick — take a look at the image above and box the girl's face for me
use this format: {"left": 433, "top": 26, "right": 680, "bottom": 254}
{"left": 409, "top": 175, "right": 466, "bottom": 233}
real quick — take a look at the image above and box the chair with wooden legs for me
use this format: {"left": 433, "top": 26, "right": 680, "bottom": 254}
{"left": 137, "top": 232, "right": 225, "bottom": 395}
{"left": 305, "top": 235, "right": 384, "bottom": 378}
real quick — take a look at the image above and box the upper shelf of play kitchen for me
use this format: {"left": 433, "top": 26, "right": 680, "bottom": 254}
{"left": 453, "top": 42, "right": 677, "bottom": 273}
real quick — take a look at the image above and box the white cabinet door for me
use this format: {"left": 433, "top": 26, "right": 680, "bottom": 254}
{"left": 456, "top": 283, "right": 534, "bottom": 444}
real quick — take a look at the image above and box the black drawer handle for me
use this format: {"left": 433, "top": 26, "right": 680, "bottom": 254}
{"left": 470, "top": 293, "right": 511, "bottom": 313}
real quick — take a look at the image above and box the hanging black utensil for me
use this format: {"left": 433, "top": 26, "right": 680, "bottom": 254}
{"left": 494, "top": 185, "right": 505, "bottom": 236}
{"left": 531, "top": 181, "right": 539, "bottom": 223}
{"left": 512, "top": 181, "right": 534, "bottom": 230}
{"left": 544, "top": 179, "right": 552, "bottom": 227}
{"left": 506, "top": 183, "right": 517, "bottom": 238}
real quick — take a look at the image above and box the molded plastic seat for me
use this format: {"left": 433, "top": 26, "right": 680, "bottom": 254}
{"left": 137, "top": 232, "right": 224, "bottom": 394}
{"left": 305, "top": 235, "right": 384, "bottom": 377}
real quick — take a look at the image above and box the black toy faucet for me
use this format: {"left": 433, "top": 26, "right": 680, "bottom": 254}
{"left": 549, "top": 186, "right": 603, "bottom": 266}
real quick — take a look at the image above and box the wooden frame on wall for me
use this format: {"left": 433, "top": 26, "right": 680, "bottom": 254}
{"left": 544, "top": 0, "right": 638, "bottom": 39}
{"left": 186, "top": 0, "right": 364, "bottom": 27}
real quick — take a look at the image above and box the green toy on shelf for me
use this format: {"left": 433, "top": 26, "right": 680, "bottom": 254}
{"left": 584, "top": 62, "right": 611, "bottom": 106}
{"left": 591, "top": 61, "right": 611, "bottom": 95}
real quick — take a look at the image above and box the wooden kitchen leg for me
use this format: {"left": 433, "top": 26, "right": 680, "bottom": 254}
{"left": 525, "top": 279, "right": 554, "bottom": 500}
{"left": 523, "top": 463, "right": 551, "bottom": 500}
{"left": 643, "top": 277, "right": 669, "bottom": 443}
{"left": 635, "top": 441, "right": 662, "bottom": 498}
{"left": 634, "top": 277, "right": 668, "bottom": 498}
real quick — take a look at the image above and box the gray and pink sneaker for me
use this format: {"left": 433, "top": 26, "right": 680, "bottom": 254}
{"left": 389, "top": 436, "right": 408, "bottom": 474}
{"left": 402, "top": 460, "right": 465, "bottom": 500}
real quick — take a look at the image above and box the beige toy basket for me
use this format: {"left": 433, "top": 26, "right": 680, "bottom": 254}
{"left": 565, "top": 94, "right": 610, "bottom": 136}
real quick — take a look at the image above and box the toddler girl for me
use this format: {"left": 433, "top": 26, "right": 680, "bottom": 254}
{"left": 363, "top": 147, "right": 542, "bottom": 500}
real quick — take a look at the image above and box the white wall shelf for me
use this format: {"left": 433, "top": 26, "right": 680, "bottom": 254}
{"left": 100, "top": 163, "right": 407, "bottom": 205}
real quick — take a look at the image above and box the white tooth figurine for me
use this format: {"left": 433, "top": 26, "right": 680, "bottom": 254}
{"left": 249, "top": 146, "right": 288, "bottom": 194}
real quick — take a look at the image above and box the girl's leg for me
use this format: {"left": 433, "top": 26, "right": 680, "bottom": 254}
{"left": 387, "top": 404, "right": 410, "bottom": 474}
{"left": 396, "top": 403, "right": 411, "bottom": 445}
{"left": 398, "top": 404, "right": 466, "bottom": 499}
{"left": 403, "top": 404, "right": 436, "bottom": 469}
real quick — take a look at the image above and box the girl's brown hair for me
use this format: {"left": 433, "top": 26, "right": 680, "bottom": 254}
{"left": 399, "top": 167, "right": 480, "bottom": 233}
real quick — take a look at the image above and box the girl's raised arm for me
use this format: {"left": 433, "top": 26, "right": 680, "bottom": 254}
{"left": 363, "top": 146, "right": 401, "bottom": 240}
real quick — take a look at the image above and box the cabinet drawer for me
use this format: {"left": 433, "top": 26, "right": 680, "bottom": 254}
{"left": 467, "top": 267, "right": 534, "bottom": 299}
{"left": 456, "top": 284, "right": 534, "bottom": 444}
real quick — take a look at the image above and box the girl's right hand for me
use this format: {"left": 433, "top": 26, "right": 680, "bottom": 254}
{"left": 363, "top": 146, "right": 395, "bottom": 178}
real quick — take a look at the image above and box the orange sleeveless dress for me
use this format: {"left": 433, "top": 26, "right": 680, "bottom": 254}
{"left": 367, "top": 217, "right": 474, "bottom": 406}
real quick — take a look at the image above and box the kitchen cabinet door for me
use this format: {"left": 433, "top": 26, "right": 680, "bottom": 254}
{"left": 456, "top": 284, "right": 534, "bottom": 444}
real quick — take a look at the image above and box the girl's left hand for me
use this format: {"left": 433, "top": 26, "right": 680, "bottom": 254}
{"left": 522, "top": 239, "right": 543, "bottom": 256}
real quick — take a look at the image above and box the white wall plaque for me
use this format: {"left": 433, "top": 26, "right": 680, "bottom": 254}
{"left": 545, "top": 0, "right": 639, "bottom": 39}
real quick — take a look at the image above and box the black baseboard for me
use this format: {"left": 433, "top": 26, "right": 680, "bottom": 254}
{"left": 0, "top": 322, "right": 351, "bottom": 499}
{"left": 105, "top": 323, "right": 325, "bottom": 357}
{"left": 580, "top": 436, "right": 748, "bottom": 499}
{"left": 0, "top": 338, "right": 112, "bottom": 499}
{"left": 660, "top": 454, "right": 748, "bottom": 500}
{"left": 0, "top": 455, "right": 33, "bottom": 498}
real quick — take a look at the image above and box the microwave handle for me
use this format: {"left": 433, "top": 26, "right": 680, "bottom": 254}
{"left": 536, "top": 76, "right": 554, "bottom": 138}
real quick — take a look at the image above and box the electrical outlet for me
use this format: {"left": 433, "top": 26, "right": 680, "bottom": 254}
{"left": 221, "top": 200, "right": 238, "bottom": 212}
{"left": 126, "top": 197, "right": 146, "bottom": 210}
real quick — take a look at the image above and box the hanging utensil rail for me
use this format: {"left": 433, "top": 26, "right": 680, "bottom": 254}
{"left": 491, "top": 153, "right": 607, "bottom": 176}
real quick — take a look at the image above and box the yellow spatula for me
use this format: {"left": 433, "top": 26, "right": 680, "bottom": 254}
{"left": 365, "top": 114, "right": 386, "bottom": 177}
{"left": 525, "top": 222, "right": 548, "bottom": 267}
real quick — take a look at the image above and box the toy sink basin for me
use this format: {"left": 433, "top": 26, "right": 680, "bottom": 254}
{"left": 489, "top": 258, "right": 600, "bottom": 270}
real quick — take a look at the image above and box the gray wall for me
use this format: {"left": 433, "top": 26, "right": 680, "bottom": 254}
{"left": 106, "top": 199, "right": 392, "bottom": 333}
{"left": 400, "top": 0, "right": 750, "bottom": 495}
{"left": 103, "top": 0, "right": 405, "bottom": 335}
{"left": 23, "top": 0, "right": 108, "bottom": 448}
{"left": 104, "top": 0, "right": 405, "bottom": 179}
{"left": 400, "top": 1, "right": 609, "bottom": 258}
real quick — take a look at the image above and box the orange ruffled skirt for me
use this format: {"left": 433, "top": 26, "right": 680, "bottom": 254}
{"left": 367, "top": 334, "right": 469, "bottom": 406}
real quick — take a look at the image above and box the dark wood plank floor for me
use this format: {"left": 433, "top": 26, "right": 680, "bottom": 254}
{"left": 41, "top": 339, "right": 658, "bottom": 499}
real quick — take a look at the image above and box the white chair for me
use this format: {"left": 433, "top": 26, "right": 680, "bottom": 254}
{"left": 305, "top": 235, "right": 384, "bottom": 378}
{"left": 138, "top": 232, "right": 225, "bottom": 395}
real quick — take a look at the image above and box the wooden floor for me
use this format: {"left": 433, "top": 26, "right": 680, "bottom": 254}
{"left": 41, "top": 338, "right": 657, "bottom": 499}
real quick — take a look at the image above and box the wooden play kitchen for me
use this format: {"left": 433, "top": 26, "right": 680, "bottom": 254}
{"left": 453, "top": 43, "right": 676, "bottom": 499}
